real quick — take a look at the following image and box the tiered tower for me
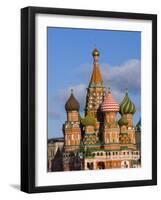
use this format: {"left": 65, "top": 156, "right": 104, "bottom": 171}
{"left": 85, "top": 48, "right": 106, "bottom": 121}
{"left": 119, "top": 91, "right": 136, "bottom": 144}
{"left": 63, "top": 90, "right": 81, "bottom": 152}
{"left": 101, "top": 87, "right": 120, "bottom": 146}
{"left": 81, "top": 115, "right": 99, "bottom": 145}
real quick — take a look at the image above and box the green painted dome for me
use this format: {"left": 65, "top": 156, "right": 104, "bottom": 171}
{"left": 118, "top": 116, "right": 128, "bottom": 126}
{"left": 65, "top": 90, "right": 80, "bottom": 111}
{"left": 81, "top": 115, "right": 97, "bottom": 126}
{"left": 119, "top": 92, "right": 136, "bottom": 115}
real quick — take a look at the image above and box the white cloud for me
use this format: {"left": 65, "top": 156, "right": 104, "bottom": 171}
{"left": 53, "top": 84, "right": 87, "bottom": 113}
{"left": 69, "top": 84, "right": 87, "bottom": 112}
{"left": 75, "top": 59, "right": 141, "bottom": 103}
{"left": 50, "top": 59, "right": 141, "bottom": 122}
{"left": 101, "top": 59, "right": 141, "bottom": 93}
{"left": 48, "top": 110, "right": 61, "bottom": 120}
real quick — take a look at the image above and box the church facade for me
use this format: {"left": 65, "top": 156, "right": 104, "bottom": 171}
{"left": 48, "top": 48, "right": 141, "bottom": 172}
{"left": 62, "top": 48, "right": 141, "bottom": 171}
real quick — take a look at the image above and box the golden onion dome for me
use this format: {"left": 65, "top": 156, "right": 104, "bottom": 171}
{"left": 92, "top": 48, "right": 100, "bottom": 57}
{"left": 65, "top": 90, "right": 80, "bottom": 111}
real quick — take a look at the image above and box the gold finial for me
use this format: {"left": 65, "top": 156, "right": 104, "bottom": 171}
{"left": 92, "top": 47, "right": 100, "bottom": 57}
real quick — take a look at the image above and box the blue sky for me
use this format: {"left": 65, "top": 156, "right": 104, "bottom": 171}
{"left": 48, "top": 27, "right": 141, "bottom": 139}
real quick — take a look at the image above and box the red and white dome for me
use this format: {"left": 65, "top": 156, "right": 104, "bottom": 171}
{"left": 101, "top": 91, "right": 119, "bottom": 112}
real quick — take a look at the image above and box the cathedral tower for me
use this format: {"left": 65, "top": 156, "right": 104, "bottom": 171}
{"left": 85, "top": 48, "right": 106, "bottom": 121}
{"left": 119, "top": 91, "right": 136, "bottom": 144}
{"left": 81, "top": 115, "right": 99, "bottom": 146}
{"left": 63, "top": 90, "right": 81, "bottom": 152}
{"left": 101, "top": 87, "right": 120, "bottom": 144}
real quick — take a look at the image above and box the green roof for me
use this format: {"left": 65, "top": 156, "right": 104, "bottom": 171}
{"left": 118, "top": 116, "right": 128, "bottom": 126}
{"left": 120, "top": 146, "right": 128, "bottom": 150}
{"left": 81, "top": 115, "right": 97, "bottom": 126}
{"left": 120, "top": 92, "right": 136, "bottom": 115}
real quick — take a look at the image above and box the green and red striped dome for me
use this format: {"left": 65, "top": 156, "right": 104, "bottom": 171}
{"left": 119, "top": 92, "right": 136, "bottom": 115}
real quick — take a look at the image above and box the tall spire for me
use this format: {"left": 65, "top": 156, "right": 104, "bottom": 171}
{"left": 89, "top": 48, "right": 104, "bottom": 87}
{"left": 85, "top": 48, "right": 106, "bottom": 121}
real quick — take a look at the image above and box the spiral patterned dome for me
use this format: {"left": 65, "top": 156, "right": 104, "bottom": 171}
{"left": 118, "top": 116, "right": 128, "bottom": 126}
{"left": 101, "top": 91, "right": 119, "bottom": 112}
{"left": 119, "top": 92, "right": 136, "bottom": 115}
{"left": 65, "top": 90, "right": 80, "bottom": 111}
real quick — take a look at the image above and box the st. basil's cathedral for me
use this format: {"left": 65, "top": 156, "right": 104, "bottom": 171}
{"left": 48, "top": 48, "right": 141, "bottom": 172}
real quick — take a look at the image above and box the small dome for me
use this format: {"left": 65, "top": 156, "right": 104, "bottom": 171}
{"left": 65, "top": 90, "right": 80, "bottom": 111}
{"left": 81, "top": 115, "right": 97, "bottom": 126}
{"left": 118, "top": 116, "right": 128, "bottom": 126}
{"left": 101, "top": 90, "right": 119, "bottom": 112}
{"left": 92, "top": 48, "right": 100, "bottom": 57}
{"left": 119, "top": 92, "right": 136, "bottom": 115}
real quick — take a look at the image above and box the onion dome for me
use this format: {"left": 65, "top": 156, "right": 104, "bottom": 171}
{"left": 81, "top": 115, "right": 97, "bottom": 126}
{"left": 118, "top": 116, "right": 128, "bottom": 126}
{"left": 101, "top": 90, "right": 119, "bottom": 112}
{"left": 65, "top": 89, "right": 80, "bottom": 111}
{"left": 92, "top": 48, "right": 100, "bottom": 57}
{"left": 119, "top": 92, "right": 136, "bottom": 115}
